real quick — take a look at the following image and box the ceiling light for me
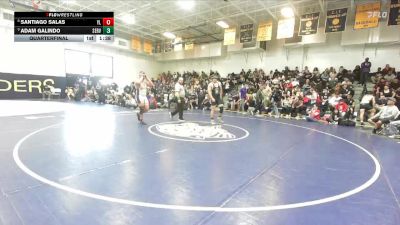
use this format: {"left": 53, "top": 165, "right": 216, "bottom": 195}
{"left": 281, "top": 7, "right": 294, "bottom": 18}
{"left": 120, "top": 14, "right": 135, "bottom": 25}
{"left": 216, "top": 20, "right": 229, "bottom": 29}
{"left": 163, "top": 32, "right": 176, "bottom": 39}
{"left": 61, "top": 0, "right": 77, "bottom": 4}
{"left": 176, "top": 0, "right": 195, "bottom": 10}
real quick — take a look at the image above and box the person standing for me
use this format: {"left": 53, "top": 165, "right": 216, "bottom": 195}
{"left": 170, "top": 77, "right": 185, "bottom": 121}
{"left": 239, "top": 84, "right": 248, "bottom": 111}
{"left": 208, "top": 75, "right": 224, "bottom": 124}
{"left": 135, "top": 71, "right": 154, "bottom": 125}
{"left": 360, "top": 57, "right": 371, "bottom": 86}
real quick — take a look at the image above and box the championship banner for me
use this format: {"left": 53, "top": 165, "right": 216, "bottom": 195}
{"left": 184, "top": 41, "right": 194, "bottom": 50}
{"left": 0, "top": 72, "right": 66, "bottom": 99}
{"left": 174, "top": 37, "right": 183, "bottom": 51}
{"left": 240, "top": 24, "right": 253, "bottom": 43}
{"left": 325, "top": 8, "right": 347, "bottom": 33}
{"left": 388, "top": 0, "right": 400, "bottom": 26}
{"left": 354, "top": 2, "right": 381, "bottom": 29}
{"left": 256, "top": 21, "right": 273, "bottom": 41}
{"left": 223, "top": 28, "right": 236, "bottom": 45}
{"left": 154, "top": 42, "right": 162, "bottom": 53}
{"left": 164, "top": 41, "right": 173, "bottom": 52}
{"left": 277, "top": 18, "right": 295, "bottom": 39}
{"left": 143, "top": 40, "right": 152, "bottom": 54}
{"left": 299, "top": 12, "right": 320, "bottom": 35}
{"left": 131, "top": 36, "right": 142, "bottom": 52}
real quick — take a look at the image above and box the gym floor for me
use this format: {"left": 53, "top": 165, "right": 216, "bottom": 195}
{"left": 0, "top": 100, "right": 399, "bottom": 225}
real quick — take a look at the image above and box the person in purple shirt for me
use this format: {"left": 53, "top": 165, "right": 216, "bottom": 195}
{"left": 360, "top": 57, "right": 371, "bottom": 86}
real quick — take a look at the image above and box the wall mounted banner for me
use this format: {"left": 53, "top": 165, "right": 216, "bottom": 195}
{"left": 256, "top": 21, "right": 273, "bottom": 41}
{"left": 0, "top": 73, "right": 66, "bottom": 99}
{"left": 223, "top": 28, "right": 236, "bottom": 45}
{"left": 174, "top": 37, "right": 183, "bottom": 52}
{"left": 388, "top": 0, "right": 400, "bottom": 26}
{"left": 240, "top": 24, "right": 253, "bottom": 43}
{"left": 154, "top": 42, "right": 162, "bottom": 53}
{"left": 325, "top": 8, "right": 347, "bottom": 33}
{"left": 143, "top": 40, "right": 152, "bottom": 54}
{"left": 354, "top": 2, "right": 381, "bottom": 29}
{"left": 277, "top": 18, "right": 295, "bottom": 39}
{"left": 184, "top": 41, "right": 194, "bottom": 50}
{"left": 164, "top": 41, "right": 173, "bottom": 52}
{"left": 299, "top": 12, "right": 320, "bottom": 35}
{"left": 131, "top": 36, "right": 142, "bottom": 52}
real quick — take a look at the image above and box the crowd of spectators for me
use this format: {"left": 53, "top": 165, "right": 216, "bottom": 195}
{"left": 64, "top": 59, "right": 400, "bottom": 137}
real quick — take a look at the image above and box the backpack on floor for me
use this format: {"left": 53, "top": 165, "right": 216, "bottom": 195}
{"left": 338, "top": 118, "right": 356, "bottom": 127}
{"left": 382, "top": 124, "right": 400, "bottom": 136}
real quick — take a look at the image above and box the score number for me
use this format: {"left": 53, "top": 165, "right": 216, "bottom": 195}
{"left": 102, "top": 18, "right": 114, "bottom": 35}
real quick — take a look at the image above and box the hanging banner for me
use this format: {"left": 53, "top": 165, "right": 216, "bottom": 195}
{"left": 184, "top": 41, "right": 194, "bottom": 50}
{"left": 299, "top": 12, "right": 320, "bottom": 35}
{"left": 388, "top": 0, "right": 400, "bottom": 26}
{"left": 164, "top": 41, "right": 173, "bottom": 52}
{"left": 240, "top": 24, "right": 253, "bottom": 43}
{"left": 256, "top": 21, "right": 273, "bottom": 41}
{"left": 354, "top": 2, "right": 381, "bottom": 29}
{"left": 325, "top": 8, "right": 348, "bottom": 33}
{"left": 154, "top": 42, "right": 162, "bottom": 54}
{"left": 174, "top": 37, "right": 183, "bottom": 51}
{"left": 223, "top": 28, "right": 236, "bottom": 45}
{"left": 143, "top": 40, "right": 152, "bottom": 55}
{"left": 277, "top": 18, "right": 295, "bottom": 39}
{"left": 131, "top": 36, "right": 142, "bottom": 52}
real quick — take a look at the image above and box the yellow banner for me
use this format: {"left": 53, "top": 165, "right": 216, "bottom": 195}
{"left": 131, "top": 36, "right": 142, "bottom": 52}
{"left": 354, "top": 2, "right": 381, "bottom": 29}
{"left": 185, "top": 42, "right": 194, "bottom": 50}
{"left": 143, "top": 40, "right": 152, "bottom": 54}
{"left": 257, "top": 21, "right": 273, "bottom": 41}
{"left": 223, "top": 28, "right": 236, "bottom": 45}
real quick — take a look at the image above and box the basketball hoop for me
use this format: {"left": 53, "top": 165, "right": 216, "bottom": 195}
{"left": 32, "top": 0, "right": 41, "bottom": 10}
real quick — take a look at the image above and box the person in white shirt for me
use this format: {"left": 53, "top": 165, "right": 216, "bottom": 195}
{"left": 208, "top": 75, "right": 224, "bottom": 124}
{"left": 135, "top": 71, "right": 154, "bottom": 125}
{"left": 368, "top": 98, "right": 399, "bottom": 134}
{"left": 170, "top": 77, "right": 186, "bottom": 121}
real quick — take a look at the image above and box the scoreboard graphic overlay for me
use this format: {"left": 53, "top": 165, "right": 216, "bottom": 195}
{"left": 14, "top": 12, "right": 114, "bottom": 42}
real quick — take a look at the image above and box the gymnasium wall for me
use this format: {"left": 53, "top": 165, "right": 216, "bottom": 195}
{"left": 0, "top": 15, "right": 161, "bottom": 99}
{"left": 0, "top": 26, "right": 161, "bottom": 82}
{"left": 159, "top": 32, "right": 400, "bottom": 76}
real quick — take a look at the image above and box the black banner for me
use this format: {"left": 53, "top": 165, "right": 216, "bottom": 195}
{"left": 164, "top": 41, "right": 173, "bottom": 52}
{"left": 299, "top": 12, "right": 320, "bottom": 35}
{"left": 14, "top": 26, "right": 104, "bottom": 35}
{"left": 15, "top": 12, "right": 113, "bottom": 18}
{"left": 325, "top": 8, "right": 347, "bottom": 33}
{"left": 0, "top": 73, "right": 66, "bottom": 99}
{"left": 388, "top": 0, "right": 400, "bottom": 26}
{"left": 153, "top": 42, "right": 162, "bottom": 53}
{"left": 240, "top": 24, "right": 253, "bottom": 43}
{"left": 15, "top": 18, "right": 105, "bottom": 26}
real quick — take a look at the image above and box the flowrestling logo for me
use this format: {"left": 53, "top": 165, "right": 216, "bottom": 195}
{"left": 148, "top": 121, "right": 249, "bottom": 142}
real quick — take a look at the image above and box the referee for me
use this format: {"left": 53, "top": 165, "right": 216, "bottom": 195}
{"left": 170, "top": 77, "right": 186, "bottom": 121}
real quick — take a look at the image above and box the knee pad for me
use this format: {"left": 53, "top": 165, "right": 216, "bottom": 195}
{"left": 139, "top": 107, "right": 145, "bottom": 114}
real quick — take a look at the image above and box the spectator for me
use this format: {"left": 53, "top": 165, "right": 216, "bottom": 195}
{"left": 360, "top": 57, "right": 371, "bottom": 86}
{"left": 368, "top": 98, "right": 399, "bottom": 134}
